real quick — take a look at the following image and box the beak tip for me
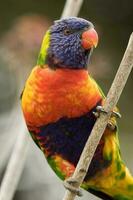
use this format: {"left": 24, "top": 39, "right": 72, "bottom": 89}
{"left": 94, "top": 42, "right": 98, "bottom": 48}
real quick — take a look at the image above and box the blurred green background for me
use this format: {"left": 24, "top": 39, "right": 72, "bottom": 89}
{"left": 0, "top": 0, "right": 133, "bottom": 200}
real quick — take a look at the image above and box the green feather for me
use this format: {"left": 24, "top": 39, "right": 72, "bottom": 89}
{"left": 47, "top": 156, "right": 65, "bottom": 180}
{"left": 37, "top": 30, "right": 50, "bottom": 65}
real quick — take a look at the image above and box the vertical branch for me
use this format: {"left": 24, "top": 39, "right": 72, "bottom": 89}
{"left": 0, "top": 1, "right": 84, "bottom": 200}
{"left": 61, "top": 0, "right": 84, "bottom": 19}
{"left": 62, "top": 33, "right": 133, "bottom": 200}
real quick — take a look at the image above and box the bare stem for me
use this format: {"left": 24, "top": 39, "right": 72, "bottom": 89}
{"left": 62, "top": 33, "right": 133, "bottom": 200}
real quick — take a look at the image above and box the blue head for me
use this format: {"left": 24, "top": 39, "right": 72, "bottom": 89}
{"left": 38, "top": 17, "right": 98, "bottom": 69}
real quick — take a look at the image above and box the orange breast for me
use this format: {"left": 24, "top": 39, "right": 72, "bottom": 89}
{"left": 21, "top": 65, "right": 102, "bottom": 127}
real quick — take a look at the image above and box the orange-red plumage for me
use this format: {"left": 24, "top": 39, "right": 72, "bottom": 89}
{"left": 22, "top": 65, "right": 102, "bottom": 127}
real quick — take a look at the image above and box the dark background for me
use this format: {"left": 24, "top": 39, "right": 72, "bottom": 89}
{"left": 0, "top": 1, "right": 133, "bottom": 200}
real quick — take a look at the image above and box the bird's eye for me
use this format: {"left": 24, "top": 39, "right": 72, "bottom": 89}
{"left": 63, "top": 29, "right": 72, "bottom": 35}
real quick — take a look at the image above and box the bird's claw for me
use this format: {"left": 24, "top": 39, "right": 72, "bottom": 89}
{"left": 93, "top": 105, "right": 121, "bottom": 119}
{"left": 63, "top": 178, "right": 83, "bottom": 197}
{"left": 93, "top": 105, "right": 121, "bottom": 131}
{"left": 107, "top": 121, "right": 117, "bottom": 131}
{"left": 111, "top": 111, "right": 121, "bottom": 119}
{"left": 93, "top": 105, "right": 107, "bottom": 118}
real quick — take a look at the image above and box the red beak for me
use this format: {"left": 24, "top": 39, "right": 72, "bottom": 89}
{"left": 81, "top": 28, "right": 98, "bottom": 49}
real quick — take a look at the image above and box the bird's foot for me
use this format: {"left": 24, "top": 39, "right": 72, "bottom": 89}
{"left": 63, "top": 178, "right": 83, "bottom": 197}
{"left": 93, "top": 105, "right": 121, "bottom": 131}
{"left": 93, "top": 105, "right": 107, "bottom": 118}
{"left": 93, "top": 106, "right": 121, "bottom": 119}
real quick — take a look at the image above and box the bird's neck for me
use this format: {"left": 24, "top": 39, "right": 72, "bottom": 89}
{"left": 48, "top": 68, "right": 89, "bottom": 83}
{"left": 37, "top": 66, "right": 89, "bottom": 85}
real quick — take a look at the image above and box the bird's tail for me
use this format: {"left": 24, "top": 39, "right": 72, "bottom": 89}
{"left": 86, "top": 162, "right": 133, "bottom": 200}
{"left": 82, "top": 128, "right": 133, "bottom": 200}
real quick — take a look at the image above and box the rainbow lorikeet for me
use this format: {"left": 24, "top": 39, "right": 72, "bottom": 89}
{"left": 21, "top": 17, "right": 133, "bottom": 200}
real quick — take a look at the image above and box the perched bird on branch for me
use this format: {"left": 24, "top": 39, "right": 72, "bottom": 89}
{"left": 21, "top": 17, "right": 133, "bottom": 200}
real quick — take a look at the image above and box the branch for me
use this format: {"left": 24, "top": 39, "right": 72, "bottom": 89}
{"left": 0, "top": 124, "right": 29, "bottom": 200}
{"left": 62, "top": 33, "right": 133, "bottom": 200}
{"left": 61, "top": 0, "right": 84, "bottom": 19}
{"left": 0, "top": 1, "right": 84, "bottom": 200}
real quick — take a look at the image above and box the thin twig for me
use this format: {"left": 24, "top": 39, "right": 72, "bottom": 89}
{"left": 0, "top": 1, "right": 84, "bottom": 200}
{"left": 62, "top": 33, "right": 133, "bottom": 200}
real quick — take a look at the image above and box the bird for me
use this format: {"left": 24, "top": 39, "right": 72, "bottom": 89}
{"left": 21, "top": 17, "right": 133, "bottom": 200}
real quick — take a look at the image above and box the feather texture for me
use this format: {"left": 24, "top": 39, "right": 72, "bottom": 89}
{"left": 22, "top": 65, "right": 133, "bottom": 200}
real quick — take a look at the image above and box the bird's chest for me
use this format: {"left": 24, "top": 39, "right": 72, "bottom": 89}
{"left": 22, "top": 67, "right": 102, "bottom": 127}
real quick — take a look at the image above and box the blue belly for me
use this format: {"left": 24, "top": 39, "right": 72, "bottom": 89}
{"left": 33, "top": 101, "right": 111, "bottom": 178}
